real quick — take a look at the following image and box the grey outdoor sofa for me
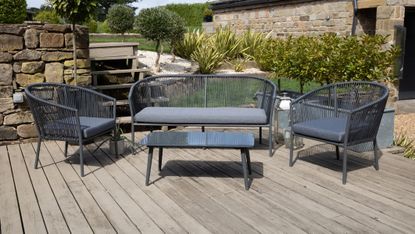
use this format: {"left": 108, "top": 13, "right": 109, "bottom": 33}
{"left": 289, "top": 81, "right": 389, "bottom": 184}
{"left": 25, "top": 83, "right": 117, "bottom": 176}
{"left": 128, "top": 74, "right": 277, "bottom": 156}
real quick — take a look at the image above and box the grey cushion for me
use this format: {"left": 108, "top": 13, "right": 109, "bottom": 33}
{"left": 46, "top": 116, "right": 115, "bottom": 139}
{"left": 292, "top": 117, "right": 347, "bottom": 142}
{"left": 134, "top": 107, "right": 267, "bottom": 125}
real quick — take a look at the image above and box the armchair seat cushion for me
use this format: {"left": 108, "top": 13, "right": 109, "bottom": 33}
{"left": 134, "top": 107, "right": 267, "bottom": 125}
{"left": 292, "top": 117, "right": 347, "bottom": 143}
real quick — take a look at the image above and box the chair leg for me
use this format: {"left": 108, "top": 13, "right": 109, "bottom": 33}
{"left": 240, "top": 148, "right": 250, "bottom": 190}
{"left": 146, "top": 147, "right": 154, "bottom": 186}
{"left": 79, "top": 143, "right": 84, "bottom": 177}
{"left": 158, "top": 147, "right": 163, "bottom": 171}
{"left": 373, "top": 139, "right": 379, "bottom": 170}
{"left": 335, "top": 146, "right": 339, "bottom": 160}
{"left": 131, "top": 124, "right": 136, "bottom": 155}
{"left": 64, "top": 141, "right": 68, "bottom": 157}
{"left": 289, "top": 131, "right": 294, "bottom": 167}
{"left": 268, "top": 125, "right": 273, "bottom": 157}
{"left": 34, "top": 138, "right": 41, "bottom": 169}
{"left": 246, "top": 149, "right": 252, "bottom": 175}
{"left": 342, "top": 146, "right": 348, "bottom": 184}
{"left": 202, "top": 126, "right": 205, "bottom": 132}
{"left": 259, "top": 127, "right": 262, "bottom": 144}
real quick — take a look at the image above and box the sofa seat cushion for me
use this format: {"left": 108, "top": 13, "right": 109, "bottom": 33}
{"left": 134, "top": 107, "right": 267, "bottom": 125}
{"left": 292, "top": 117, "right": 347, "bottom": 143}
{"left": 45, "top": 116, "right": 115, "bottom": 139}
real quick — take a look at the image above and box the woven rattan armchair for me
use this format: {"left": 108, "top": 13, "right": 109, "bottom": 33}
{"left": 289, "top": 82, "right": 388, "bottom": 184}
{"left": 25, "top": 83, "right": 117, "bottom": 177}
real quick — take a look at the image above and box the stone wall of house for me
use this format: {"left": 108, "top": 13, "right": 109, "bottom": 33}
{"left": 0, "top": 23, "right": 90, "bottom": 145}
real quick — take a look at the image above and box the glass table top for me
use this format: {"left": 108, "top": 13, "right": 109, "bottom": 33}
{"left": 141, "top": 131, "right": 254, "bottom": 148}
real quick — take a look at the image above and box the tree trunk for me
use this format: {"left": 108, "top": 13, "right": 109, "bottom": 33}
{"left": 72, "top": 23, "right": 78, "bottom": 86}
{"left": 171, "top": 45, "right": 176, "bottom": 62}
{"left": 155, "top": 40, "right": 161, "bottom": 72}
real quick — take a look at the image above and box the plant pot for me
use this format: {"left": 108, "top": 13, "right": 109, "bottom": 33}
{"left": 110, "top": 139, "right": 125, "bottom": 155}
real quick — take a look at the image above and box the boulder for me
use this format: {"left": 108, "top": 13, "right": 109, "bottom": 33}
{"left": 0, "top": 34, "right": 23, "bottom": 52}
{"left": 44, "top": 24, "right": 71, "bottom": 33}
{"left": 40, "top": 33, "right": 64, "bottom": 48}
{"left": 0, "top": 114, "right": 3, "bottom": 125}
{"left": 42, "top": 51, "right": 73, "bottom": 61}
{"left": 76, "top": 49, "right": 89, "bottom": 59}
{"left": 13, "top": 62, "right": 22, "bottom": 73}
{"left": 0, "top": 25, "right": 24, "bottom": 35}
{"left": 24, "top": 28, "right": 39, "bottom": 48}
{"left": 0, "top": 52, "right": 13, "bottom": 62}
{"left": 4, "top": 111, "right": 33, "bottom": 125}
{"left": 0, "top": 98, "right": 14, "bottom": 112}
{"left": 16, "top": 73, "right": 45, "bottom": 87}
{"left": 13, "top": 50, "right": 42, "bottom": 61}
{"left": 0, "top": 86, "right": 13, "bottom": 98}
{"left": 17, "top": 124, "right": 38, "bottom": 138}
{"left": 21, "top": 61, "right": 44, "bottom": 74}
{"left": 0, "top": 64, "right": 13, "bottom": 85}
{"left": 0, "top": 126, "right": 17, "bottom": 140}
{"left": 45, "top": 63, "right": 64, "bottom": 83}
{"left": 65, "top": 75, "right": 91, "bottom": 86}
{"left": 64, "top": 59, "right": 90, "bottom": 68}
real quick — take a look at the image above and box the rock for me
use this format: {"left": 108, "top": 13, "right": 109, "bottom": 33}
{"left": 17, "top": 124, "right": 38, "bottom": 138}
{"left": 24, "top": 28, "right": 39, "bottom": 48}
{"left": 65, "top": 28, "right": 89, "bottom": 49}
{"left": 42, "top": 51, "right": 73, "bottom": 61}
{"left": 13, "top": 62, "right": 22, "bottom": 73}
{"left": 4, "top": 111, "right": 33, "bottom": 125}
{"left": 0, "top": 98, "right": 14, "bottom": 112}
{"left": 0, "top": 126, "right": 17, "bottom": 140}
{"left": 21, "top": 61, "right": 44, "bottom": 74}
{"left": 0, "top": 25, "right": 25, "bottom": 35}
{"left": 40, "top": 33, "right": 64, "bottom": 48}
{"left": 64, "top": 68, "right": 89, "bottom": 75}
{"left": 44, "top": 24, "right": 71, "bottom": 33}
{"left": 0, "top": 64, "right": 13, "bottom": 85}
{"left": 0, "top": 34, "right": 24, "bottom": 52}
{"left": 0, "top": 114, "right": 3, "bottom": 125}
{"left": 13, "top": 49, "right": 42, "bottom": 61}
{"left": 64, "top": 59, "right": 90, "bottom": 68}
{"left": 76, "top": 49, "right": 89, "bottom": 59}
{"left": 16, "top": 73, "right": 45, "bottom": 87}
{"left": 0, "top": 86, "right": 13, "bottom": 98}
{"left": 64, "top": 75, "right": 91, "bottom": 86}
{"left": 0, "top": 52, "right": 13, "bottom": 62}
{"left": 45, "top": 63, "right": 64, "bottom": 83}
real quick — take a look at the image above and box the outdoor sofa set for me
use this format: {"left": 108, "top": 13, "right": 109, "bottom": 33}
{"left": 25, "top": 74, "right": 388, "bottom": 185}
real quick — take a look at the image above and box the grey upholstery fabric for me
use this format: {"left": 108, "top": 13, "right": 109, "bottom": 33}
{"left": 48, "top": 116, "right": 115, "bottom": 139}
{"left": 292, "top": 117, "right": 347, "bottom": 142}
{"left": 134, "top": 107, "right": 267, "bottom": 125}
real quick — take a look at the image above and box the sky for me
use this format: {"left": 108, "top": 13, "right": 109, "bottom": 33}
{"left": 27, "top": 0, "right": 210, "bottom": 10}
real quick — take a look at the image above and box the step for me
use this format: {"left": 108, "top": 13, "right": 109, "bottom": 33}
{"left": 116, "top": 116, "right": 131, "bottom": 124}
{"left": 90, "top": 55, "right": 140, "bottom": 61}
{"left": 116, "top": 99, "right": 129, "bottom": 106}
{"left": 91, "top": 83, "right": 133, "bottom": 90}
{"left": 91, "top": 68, "right": 151, "bottom": 75}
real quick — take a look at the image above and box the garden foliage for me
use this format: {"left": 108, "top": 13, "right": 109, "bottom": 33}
{"left": 0, "top": 0, "right": 27, "bottom": 23}
{"left": 107, "top": 4, "right": 134, "bottom": 35}
{"left": 165, "top": 3, "right": 209, "bottom": 30}
{"left": 34, "top": 10, "right": 61, "bottom": 24}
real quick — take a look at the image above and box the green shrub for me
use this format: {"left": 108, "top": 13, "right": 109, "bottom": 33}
{"left": 0, "top": 0, "right": 27, "bottom": 23}
{"left": 34, "top": 10, "right": 61, "bottom": 24}
{"left": 165, "top": 3, "right": 209, "bottom": 29}
{"left": 107, "top": 4, "right": 135, "bottom": 35}
{"left": 241, "top": 30, "right": 269, "bottom": 60}
{"left": 191, "top": 43, "right": 224, "bottom": 74}
{"left": 173, "top": 30, "right": 206, "bottom": 60}
{"left": 211, "top": 26, "right": 246, "bottom": 60}
{"left": 96, "top": 20, "right": 111, "bottom": 33}
{"left": 394, "top": 132, "right": 415, "bottom": 159}
{"left": 85, "top": 19, "right": 98, "bottom": 33}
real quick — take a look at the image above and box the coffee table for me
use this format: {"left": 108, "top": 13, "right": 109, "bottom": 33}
{"left": 141, "top": 131, "right": 255, "bottom": 190}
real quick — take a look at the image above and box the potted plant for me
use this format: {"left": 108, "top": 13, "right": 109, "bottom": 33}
{"left": 203, "top": 8, "right": 213, "bottom": 22}
{"left": 110, "top": 125, "right": 126, "bottom": 155}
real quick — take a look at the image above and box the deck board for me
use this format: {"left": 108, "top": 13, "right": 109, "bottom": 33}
{"left": 1, "top": 128, "right": 415, "bottom": 233}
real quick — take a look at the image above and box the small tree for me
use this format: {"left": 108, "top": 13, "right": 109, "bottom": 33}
{"left": 107, "top": 4, "right": 134, "bottom": 40}
{"left": 34, "top": 10, "right": 61, "bottom": 24}
{"left": 0, "top": 0, "right": 27, "bottom": 23}
{"left": 167, "top": 11, "right": 186, "bottom": 62}
{"left": 50, "top": 0, "right": 96, "bottom": 85}
{"left": 135, "top": 8, "right": 183, "bottom": 72}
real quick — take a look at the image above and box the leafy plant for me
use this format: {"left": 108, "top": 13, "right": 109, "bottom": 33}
{"left": 167, "top": 11, "right": 186, "bottom": 62}
{"left": 96, "top": 20, "right": 111, "bottom": 33}
{"left": 191, "top": 43, "right": 224, "bottom": 74}
{"left": 210, "top": 26, "right": 246, "bottom": 60}
{"left": 0, "top": 0, "right": 27, "bottom": 23}
{"left": 107, "top": 4, "right": 135, "bottom": 38}
{"left": 34, "top": 10, "right": 61, "bottom": 24}
{"left": 85, "top": 19, "right": 98, "bottom": 33}
{"left": 394, "top": 132, "right": 415, "bottom": 159}
{"left": 165, "top": 3, "right": 209, "bottom": 29}
{"left": 229, "top": 58, "right": 247, "bottom": 72}
{"left": 173, "top": 29, "right": 206, "bottom": 60}
{"left": 241, "top": 30, "right": 269, "bottom": 60}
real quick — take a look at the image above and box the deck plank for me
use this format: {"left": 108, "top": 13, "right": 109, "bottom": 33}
{"left": 7, "top": 144, "right": 47, "bottom": 234}
{"left": 0, "top": 146, "right": 23, "bottom": 234}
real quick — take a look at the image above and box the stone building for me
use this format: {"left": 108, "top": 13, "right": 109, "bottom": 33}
{"left": 0, "top": 23, "right": 91, "bottom": 144}
{"left": 207, "top": 0, "right": 415, "bottom": 100}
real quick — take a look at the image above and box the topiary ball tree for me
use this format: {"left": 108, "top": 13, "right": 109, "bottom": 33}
{"left": 0, "top": 0, "right": 27, "bottom": 23}
{"left": 135, "top": 7, "right": 180, "bottom": 72}
{"left": 107, "top": 4, "right": 134, "bottom": 40}
{"left": 167, "top": 10, "right": 186, "bottom": 62}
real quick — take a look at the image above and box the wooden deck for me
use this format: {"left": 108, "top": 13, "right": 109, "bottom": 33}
{"left": 1, "top": 129, "right": 415, "bottom": 233}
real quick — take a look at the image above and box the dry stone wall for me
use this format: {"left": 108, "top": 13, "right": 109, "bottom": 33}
{"left": 0, "top": 23, "right": 90, "bottom": 145}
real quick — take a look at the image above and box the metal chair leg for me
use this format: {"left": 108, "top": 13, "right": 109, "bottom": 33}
{"left": 158, "top": 147, "right": 163, "bottom": 171}
{"left": 268, "top": 125, "right": 273, "bottom": 157}
{"left": 64, "top": 141, "right": 68, "bottom": 157}
{"left": 146, "top": 147, "right": 154, "bottom": 186}
{"left": 342, "top": 147, "right": 348, "bottom": 184}
{"left": 259, "top": 127, "right": 262, "bottom": 144}
{"left": 240, "top": 149, "right": 249, "bottom": 190}
{"left": 131, "top": 124, "right": 136, "bottom": 155}
{"left": 201, "top": 126, "right": 205, "bottom": 132}
{"left": 336, "top": 146, "right": 340, "bottom": 160}
{"left": 246, "top": 149, "right": 252, "bottom": 175}
{"left": 34, "top": 138, "right": 41, "bottom": 169}
{"left": 373, "top": 139, "right": 379, "bottom": 170}
{"left": 289, "top": 131, "right": 294, "bottom": 167}
{"left": 79, "top": 143, "right": 84, "bottom": 177}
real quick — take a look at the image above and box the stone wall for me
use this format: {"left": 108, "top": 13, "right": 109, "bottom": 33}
{"left": 0, "top": 23, "right": 90, "bottom": 145}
